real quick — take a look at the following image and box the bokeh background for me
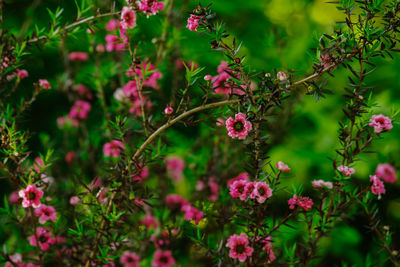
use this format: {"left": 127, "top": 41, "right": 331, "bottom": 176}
{"left": 2, "top": 0, "right": 400, "bottom": 265}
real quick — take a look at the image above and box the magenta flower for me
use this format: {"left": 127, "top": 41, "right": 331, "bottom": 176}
{"left": 276, "top": 161, "right": 290, "bottom": 172}
{"left": 337, "top": 165, "right": 355, "bottom": 177}
{"left": 34, "top": 204, "right": 57, "bottom": 224}
{"left": 120, "top": 7, "right": 136, "bottom": 29}
{"left": 204, "top": 74, "right": 212, "bottom": 81}
{"left": 229, "top": 179, "right": 249, "bottom": 200}
{"left": 137, "top": 0, "right": 165, "bottom": 16}
{"left": 106, "top": 19, "right": 120, "bottom": 31}
{"left": 15, "top": 69, "right": 28, "bottom": 79}
{"left": 166, "top": 156, "right": 185, "bottom": 181}
{"left": 68, "top": 52, "right": 88, "bottom": 61}
{"left": 68, "top": 100, "right": 91, "bottom": 120}
{"left": 141, "top": 214, "right": 158, "bottom": 230}
{"left": 152, "top": 250, "right": 175, "bottom": 267}
{"left": 225, "top": 113, "right": 252, "bottom": 140}
{"left": 132, "top": 164, "right": 149, "bottom": 182}
{"left": 164, "top": 106, "right": 173, "bottom": 115}
{"left": 211, "top": 61, "right": 245, "bottom": 95}
{"left": 103, "top": 140, "right": 125, "bottom": 157}
{"left": 186, "top": 14, "right": 201, "bottom": 32}
{"left": 261, "top": 236, "right": 276, "bottom": 263}
{"left": 120, "top": 251, "right": 140, "bottom": 267}
{"left": 166, "top": 194, "right": 189, "bottom": 211}
{"left": 126, "top": 62, "right": 163, "bottom": 89}
{"left": 369, "top": 114, "right": 393, "bottom": 133}
{"left": 288, "top": 194, "right": 313, "bottom": 210}
{"left": 29, "top": 227, "right": 56, "bottom": 251}
{"left": 19, "top": 184, "right": 44, "bottom": 208}
{"left": 370, "top": 175, "right": 386, "bottom": 199}
{"left": 250, "top": 181, "right": 273, "bottom": 203}
{"left": 208, "top": 177, "right": 220, "bottom": 202}
{"left": 69, "top": 196, "right": 80, "bottom": 206}
{"left": 38, "top": 79, "right": 51, "bottom": 89}
{"left": 226, "top": 233, "right": 254, "bottom": 262}
{"left": 32, "top": 157, "right": 44, "bottom": 172}
{"left": 105, "top": 34, "right": 125, "bottom": 52}
{"left": 375, "top": 163, "right": 397, "bottom": 183}
{"left": 5, "top": 253, "right": 23, "bottom": 267}
{"left": 227, "top": 172, "right": 249, "bottom": 186}
{"left": 312, "top": 179, "right": 333, "bottom": 189}
{"left": 181, "top": 204, "right": 204, "bottom": 224}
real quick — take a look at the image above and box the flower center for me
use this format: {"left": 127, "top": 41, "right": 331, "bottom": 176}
{"left": 160, "top": 256, "right": 169, "bottom": 263}
{"left": 258, "top": 188, "right": 265, "bottom": 195}
{"left": 236, "top": 244, "right": 245, "bottom": 254}
{"left": 233, "top": 121, "right": 244, "bottom": 131}
{"left": 39, "top": 235, "right": 47, "bottom": 243}
{"left": 27, "top": 192, "right": 36, "bottom": 200}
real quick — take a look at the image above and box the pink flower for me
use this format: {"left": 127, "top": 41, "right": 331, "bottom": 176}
{"left": 15, "top": 69, "right": 28, "bottom": 79}
{"left": 106, "top": 19, "right": 120, "bottom": 31}
{"left": 208, "top": 177, "right": 220, "bottom": 202}
{"left": 69, "top": 196, "right": 80, "bottom": 206}
{"left": 9, "top": 191, "right": 20, "bottom": 204}
{"left": 312, "top": 179, "right": 333, "bottom": 189}
{"left": 375, "top": 163, "right": 396, "bottom": 183}
{"left": 19, "top": 184, "right": 43, "bottom": 208}
{"left": 369, "top": 114, "right": 393, "bottom": 133}
{"left": 370, "top": 175, "right": 386, "bottom": 199}
{"left": 320, "top": 54, "right": 335, "bottom": 68}
{"left": 141, "top": 214, "right": 158, "bottom": 230}
{"left": 211, "top": 61, "right": 245, "bottom": 95}
{"left": 29, "top": 227, "right": 56, "bottom": 251}
{"left": 216, "top": 118, "right": 225, "bottom": 127}
{"left": 96, "top": 44, "right": 105, "bottom": 52}
{"left": 5, "top": 253, "right": 22, "bottom": 267}
{"left": 337, "top": 165, "right": 355, "bottom": 177}
{"left": 229, "top": 179, "right": 249, "bottom": 200}
{"left": 120, "top": 251, "right": 140, "bottom": 267}
{"left": 33, "top": 157, "right": 44, "bottom": 172}
{"left": 204, "top": 74, "right": 212, "bottom": 81}
{"left": 152, "top": 250, "right": 175, "bottom": 267}
{"left": 120, "top": 7, "right": 136, "bottom": 29}
{"left": 261, "top": 236, "right": 276, "bottom": 263}
{"left": 103, "top": 140, "right": 125, "bottom": 157}
{"left": 186, "top": 14, "right": 201, "bottom": 32}
{"left": 105, "top": 34, "right": 125, "bottom": 52}
{"left": 137, "top": 0, "right": 165, "bottom": 16}
{"left": 125, "top": 62, "right": 162, "bottom": 89}
{"left": 277, "top": 71, "right": 287, "bottom": 81}
{"left": 68, "top": 52, "right": 88, "bottom": 61}
{"left": 226, "top": 233, "right": 254, "bottom": 262}
{"left": 65, "top": 151, "right": 75, "bottom": 163}
{"left": 181, "top": 204, "right": 204, "bottom": 224}
{"left": 166, "top": 194, "right": 189, "bottom": 211}
{"left": 164, "top": 106, "right": 173, "bottom": 115}
{"left": 68, "top": 100, "right": 91, "bottom": 120}
{"left": 89, "top": 177, "right": 103, "bottom": 190}
{"left": 132, "top": 164, "right": 149, "bottom": 182}
{"left": 227, "top": 172, "right": 249, "bottom": 186}
{"left": 38, "top": 79, "right": 51, "bottom": 89}
{"left": 288, "top": 194, "right": 313, "bottom": 210}
{"left": 276, "top": 161, "right": 290, "bottom": 172}
{"left": 225, "top": 113, "right": 252, "bottom": 140}
{"left": 34, "top": 204, "right": 57, "bottom": 224}
{"left": 166, "top": 156, "right": 185, "bottom": 181}
{"left": 76, "top": 84, "right": 93, "bottom": 99}
{"left": 250, "top": 181, "right": 272, "bottom": 203}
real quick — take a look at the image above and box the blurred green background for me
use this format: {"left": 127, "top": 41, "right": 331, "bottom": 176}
{"left": 2, "top": 0, "right": 400, "bottom": 265}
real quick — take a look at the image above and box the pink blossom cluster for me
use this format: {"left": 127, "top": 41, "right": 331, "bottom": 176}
{"left": 125, "top": 62, "right": 162, "bottom": 89}
{"left": 140, "top": 214, "right": 158, "bottom": 230}
{"left": 337, "top": 165, "right": 355, "bottom": 177}
{"left": 186, "top": 14, "right": 202, "bottom": 32}
{"left": 105, "top": 18, "right": 127, "bottom": 52}
{"left": 209, "top": 61, "right": 246, "bottom": 95}
{"left": 261, "top": 236, "right": 276, "bottom": 263}
{"left": 68, "top": 52, "right": 88, "bottom": 61}
{"left": 196, "top": 176, "right": 220, "bottom": 201}
{"left": 165, "top": 156, "right": 185, "bottom": 181}
{"left": 288, "top": 194, "right": 314, "bottom": 210}
{"left": 226, "top": 233, "right": 254, "bottom": 262}
{"left": 312, "top": 179, "right": 333, "bottom": 189}
{"left": 136, "top": 0, "right": 165, "bottom": 17}
{"left": 15, "top": 69, "right": 29, "bottom": 79}
{"left": 103, "top": 140, "right": 125, "bottom": 157}
{"left": 165, "top": 194, "right": 204, "bottom": 224}
{"left": 370, "top": 163, "right": 397, "bottom": 198}
{"left": 68, "top": 100, "right": 91, "bottom": 120}
{"left": 132, "top": 163, "right": 149, "bottom": 182}
{"left": 369, "top": 114, "right": 393, "bottom": 133}
{"left": 227, "top": 172, "right": 249, "bottom": 186}
{"left": 5, "top": 253, "right": 39, "bottom": 267}
{"left": 225, "top": 113, "right": 252, "bottom": 140}
{"left": 229, "top": 179, "right": 272, "bottom": 204}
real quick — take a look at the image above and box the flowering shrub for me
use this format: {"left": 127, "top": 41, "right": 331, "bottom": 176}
{"left": 1, "top": 0, "right": 400, "bottom": 266}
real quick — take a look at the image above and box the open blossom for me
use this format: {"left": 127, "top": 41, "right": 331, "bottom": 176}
{"left": 250, "top": 181, "right": 273, "bottom": 203}
{"left": 375, "top": 163, "right": 397, "bottom": 183}
{"left": 186, "top": 14, "right": 202, "bottom": 32}
{"left": 68, "top": 52, "right": 88, "bottom": 61}
{"left": 369, "top": 114, "right": 393, "bottom": 133}
{"left": 120, "top": 7, "right": 136, "bottom": 29}
{"left": 68, "top": 100, "right": 91, "bottom": 120}
{"left": 34, "top": 204, "right": 57, "bottom": 224}
{"left": 38, "top": 79, "right": 51, "bottom": 89}
{"left": 164, "top": 106, "right": 173, "bottom": 115}
{"left": 120, "top": 251, "right": 140, "bottom": 267}
{"left": 69, "top": 196, "right": 80, "bottom": 206}
{"left": 152, "top": 250, "right": 175, "bottom": 267}
{"left": 137, "top": 0, "right": 165, "bottom": 16}
{"left": 370, "top": 175, "right": 385, "bottom": 199}
{"left": 181, "top": 204, "right": 204, "bottom": 224}
{"left": 337, "top": 165, "right": 355, "bottom": 177}
{"left": 15, "top": 69, "right": 28, "bottom": 79}
{"left": 288, "top": 194, "right": 313, "bottom": 210}
{"left": 29, "top": 227, "right": 56, "bottom": 251}
{"left": 277, "top": 71, "right": 287, "bottom": 81}
{"left": 276, "top": 161, "right": 290, "bottom": 172}
{"left": 103, "top": 140, "right": 124, "bottom": 157}
{"left": 229, "top": 179, "right": 250, "bottom": 201}
{"left": 226, "top": 233, "right": 254, "bottom": 262}
{"left": 226, "top": 113, "right": 252, "bottom": 140}
{"left": 312, "top": 179, "right": 333, "bottom": 189}
{"left": 19, "top": 184, "right": 44, "bottom": 208}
